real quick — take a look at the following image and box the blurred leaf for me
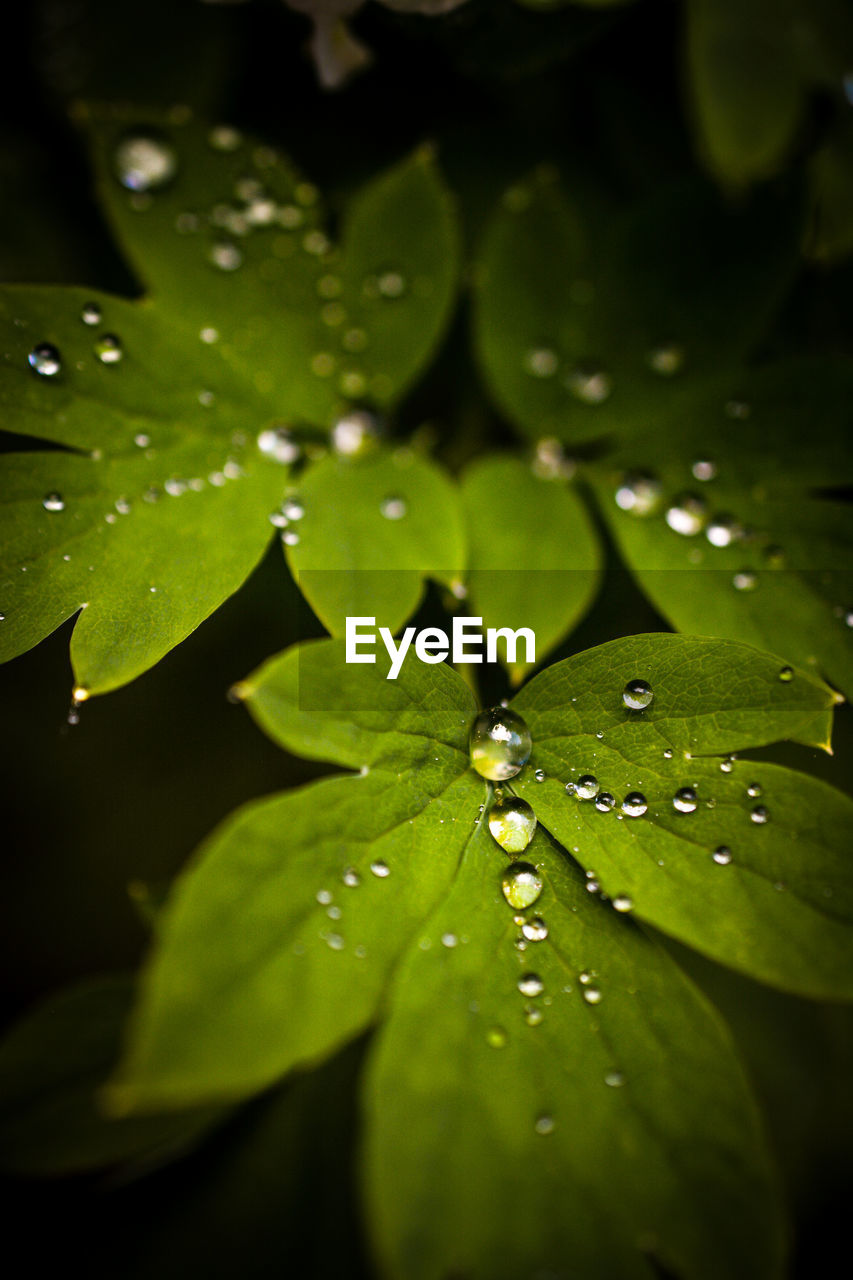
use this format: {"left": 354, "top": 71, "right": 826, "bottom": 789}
{"left": 806, "top": 122, "right": 853, "bottom": 264}
{"left": 364, "top": 823, "right": 784, "bottom": 1280}
{"left": 0, "top": 109, "right": 461, "bottom": 693}
{"left": 0, "top": 977, "right": 222, "bottom": 1176}
{"left": 286, "top": 445, "right": 466, "bottom": 635}
{"left": 460, "top": 452, "right": 601, "bottom": 681}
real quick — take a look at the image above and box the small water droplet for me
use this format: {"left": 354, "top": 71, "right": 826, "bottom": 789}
{"left": 622, "top": 678, "right": 653, "bottom": 711}
{"left": 706, "top": 514, "right": 742, "bottom": 547}
{"left": 257, "top": 426, "right": 300, "bottom": 464}
{"left": 524, "top": 1005, "right": 543, "bottom": 1026}
{"left": 94, "top": 333, "right": 123, "bottom": 364}
{"left": 621, "top": 793, "right": 647, "bottom": 818}
{"left": 663, "top": 748, "right": 673, "bottom": 759}
{"left": 42, "top": 492, "right": 65, "bottom": 512}
{"left": 80, "top": 302, "right": 101, "bottom": 326}
{"left": 720, "top": 756, "right": 735, "bottom": 773}
{"left": 518, "top": 972, "right": 544, "bottom": 998}
{"left": 612, "top": 894, "right": 634, "bottom": 913}
{"left": 332, "top": 409, "right": 381, "bottom": 457}
{"left": 665, "top": 493, "right": 707, "bottom": 536}
{"left": 521, "top": 916, "right": 548, "bottom": 942}
{"left": 342, "top": 867, "right": 361, "bottom": 887}
{"left": 303, "top": 229, "right": 330, "bottom": 256}
{"left": 574, "top": 775, "right": 599, "bottom": 800}
{"left": 585, "top": 877, "right": 601, "bottom": 894}
{"left": 673, "top": 787, "right": 697, "bottom": 813}
{"left": 370, "top": 859, "right": 390, "bottom": 878}
{"left": 282, "top": 529, "right": 300, "bottom": 546}
{"left": 534, "top": 768, "right": 546, "bottom": 783}
{"left": 647, "top": 344, "right": 683, "bottom": 376}
{"left": 316, "top": 889, "right": 333, "bottom": 905}
{"left": 210, "top": 241, "right": 243, "bottom": 271}
{"left": 523, "top": 347, "right": 558, "bottom": 378}
{"left": 582, "top": 985, "right": 602, "bottom": 1005}
{"left": 691, "top": 459, "right": 717, "bottom": 482}
{"left": 534, "top": 1113, "right": 554, "bottom": 1135}
{"left": 376, "top": 270, "right": 407, "bottom": 298}
{"left": 28, "top": 343, "right": 61, "bottom": 377}
{"left": 326, "top": 932, "right": 345, "bottom": 951}
{"left": 488, "top": 796, "right": 537, "bottom": 854}
{"left": 469, "top": 707, "right": 532, "bottom": 781}
{"left": 200, "top": 326, "right": 219, "bottom": 344}
{"left": 733, "top": 569, "right": 758, "bottom": 592}
{"left": 486, "top": 1026, "right": 508, "bottom": 1049}
{"left": 614, "top": 470, "right": 661, "bottom": 516}
{"left": 604, "top": 1069, "right": 626, "bottom": 1087}
{"left": 380, "top": 494, "right": 407, "bottom": 521}
{"left": 750, "top": 805, "right": 769, "bottom": 824}
{"left": 208, "top": 124, "right": 242, "bottom": 151}
{"left": 566, "top": 363, "right": 612, "bottom": 404}
{"left": 778, "top": 666, "right": 794, "bottom": 682}
{"left": 747, "top": 782, "right": 762, "bottom": 799}
{"left": 712, "top": 845, "right": 732, "bottom": 865}
{"left": 501, "top": 862, "right": 543, "bottom": 910}
{"left": 115, "top": 133, "right": 177, "bottom": 192}
{"left": 595, "top": 792, "right": 615, "bottom": 812}
{"left": 441, "top": 932, "right": 458, "bottom": 949}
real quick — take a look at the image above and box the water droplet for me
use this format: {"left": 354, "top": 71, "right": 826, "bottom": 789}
{"left": 210, "top": 241, "right": 243, "bottom": 271}
{"left": 80, "top": 302, "right": 101, "bottom": 326}
{"left": 342, "top": 867, "right": 361, "bottom": 887}
{"left": 622, "top": 678, "right": 653, "bottom": 711}
{"left": 524, "top": 347, "right": 558, "bottom": 378}
{"left": 747, "top": 782, "right": 762, "bottom": 798}
{"left": 595, "top": 792, "right": 615, "bottom": 812}
{"left": 518, "top": 972, "right": 544, "bottom": 998}
{"left": 534, "top": 1113, "right": 554, "bottom": 1135}
{"left": 720, "top": 756, "right": 735, "bottom": 773}
{"left": 778, "top": 666, "right": 794, "bottom": 682}
{"left": 208, "top": 124, "right": 242, "bottom": 151}
{"left": 612, "top": 894, "right": 634, "bottom": 913}
{"left": 42, "top": 492, "right": 65, "bottom": 512}
{"left": 28, "top": 343, "right": 61, "bottom": 377}
{"left": 257, "top": 426, "right": 300, "bottom": 464}
{"left": 282, "top": 499, "right": 304, "bottom": 522}
{"left": 566, "top": 363, "right": 612, "bottom": 404}
{"left": 486, "top": 1026, "right": 508, "bottom": 1049}
{"left": 673, "top": 787, "right": 697, "bottom": 813}
{"left": 524, "top": 1005, "right": 543, "bottom": 1026}
{"left": 750, "top": 805, "right": 769, "bottom": 824}
{"left": 114, "top": 133, "right": 177, "bottom": 192}
{"left": 501, "top": 862, "right": 543, "bottom": 910}
{"left": 585, "top": 877, "right": 601, "bottom": 894}
{"left": 165, "top": 478, "right": 186, "bottom": 496}
{"left": 712, "top": 845, "right": 732, "bottom": 865}
{"left": 380, "top": 495, "right": 407, "bottom": 521}
{"left": 665, "top": 493, "right": 707, "bottom": 536}
{"left": 316, "top": 889, "right": 333, "bottom": 905}
{"left": 621, "top": 793, "right": 647, "bottom": 818}
{"left": 469, "top": 706, "right": 532, "bottom": 781}
{"left": 733, "top": 570, "right": 757, "bottom": 592}
{"left": 303, "top": 229, "right": 330, "bottom": 256}
{"left": 531, "top": 436, "right": 575, "bottom": 481}
{"left": 488, "top": 797, "right": 537, "bottom": 854}
{"left": 574, "top": 775, "right": 599, "bottom": 800}
{"left": 441, "top": 932, "right": 458, "bottom": 949}
{"left": 282, "top": 529, "right": 300, "bottom": 546}
{"left": 691, "top": 459, "right": 717, "bottom": 482}
{"left": 725, "top": 400, "right": 751, "bottom": 420}
{"left": 326, "top": 932, "right": 345, "bottom": 951}
{"left": 604, "top": 1069, "right": 626, "bottom": 1087}
{"left": 94, "top": 333, "right": 123, "bottom": 364}
{"left": 534, "top": 768, "right": 546, "bottom": 783}
{"left": 200, "top": 326, "right": 219, "bottom": 344}
{"left": 370, "top": 859, "right": 390, "bottom": 878}
{"left": 521, "top": 916, "right": 548, "bottom": 942}
{"left": 582, "top": 985, "right": 602, "bottom": 1005}
{"left": 115, "top": 497, "right": 132, "bottom": 515}
{"left": 332, "top": 409, "right": 381, "bottom": 457}
{"left": 614, "top": 471, "right": 661, "bottom": 516}
{"left": 705, "top": 514, "right": 742, "bottom": 547}
{"left": 647, "top": 344, "right": 683, "bottom": 376}
{"left": 376, "top": 270, "right": 407, "bottom": 298}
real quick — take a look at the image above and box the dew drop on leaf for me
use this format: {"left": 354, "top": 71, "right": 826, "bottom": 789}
{"left": 534, "top": 768, "right": 546, "bottom": 783}
{"left": 501, "top": 862, "right": 543, "bottom": 910}
{"left": 488, "top": 797, "right": 537, "bottom": 854}
{"left": 42, "top": 492, "right": 65, "bottom": 512}
{"left": 325, "top": 932, "right": 345, "bottom": 951}
{"left": 441, "top": 932, "right": 458, "bottom": 949}
{"left": 665, "top": 493, "right": 707, "bottom": 536}
{"left": 282, "top": 530, "right": 300, "bottom": 546}
{"left": 208, "top": 124, "right": 242, "bottom": 151}
{"left": 706, "top": 514, "right": 742, "bottom": 547}
{"left": 28, "top": 343, "right": 61, "bottom": 377}
{"left": 257, "top": 426, "right": 300, "bottom": 464}
{"left": 210, "top": 241, "right": 243, "bottom": 272}
{"left": 94, "top": 333, "right": 123, "bottom": 364}
{"left": 469, "top": 706, "right": 532, "bottom": 781}
{"left": 582, "top": 985, "right": 602, "bottom": 1005}
{"left": 523, "top": 347, "right": 558, "bottom": 378}
{"left": 663, "top": 748, "right": 673, "bottom": 759}
{"left": 713, "top": 846, "right": 732, "bottom": 865}
{"left": 521, "top": 916, "right": 548, "bottom": 942}
{"left": 614, "top": 470, "right": 661, "bottom": 516}
{"left": 751, "top": 805, "right": 770, "bottom": 825}
{"left": 574, "top": 774, "right": 599, "bottom": 800}
{"left": 370, "top": 859, "right": 390, "bottom": 878}
{"left": 747, "top": 782, "right": 762, "bottom": 798}
{"left": 380, "top": 495, "right": 407, "bottom": 521}
{"left": 778, "top": 666, "right": 794, "bottom": 682}
{"left": 612, "top": 895, "right": 634, "bottom": 913}
{"left": 647, "top": 343, "right": 683, "bottom": 376}
{"left": 604, "top": 1069, "right": 626, "bottom": 1087}
{"left": 342, "top": 867, "right": 361, "bottom": 887}
{"left": 673, "top": 787, "right": 698, "bottom": 813}
{"left": 114, "top": 133, "right": 177, "bottom": 192}
{"left": 595, "top": 792, "right": 615, "bottom": 812}
{"left": 622, "top": 678, "right": 653, "bottom": 710}
{"left": 534, "top": 1113, "right": 555, "bottom": 1135}
{"left": 524, "top": 1005, "right": 543, "bottom": 1026}
{"left": 565, "top": 363, "right": 612, "bottom": 404}
{"left": 621, "top": 793, "right": 647, "bottom": 818}
{"left": 518, "top": 973, "right": 544, "bottom": 998}
{"left": 733, "top": 569, "right": 758, "bottom": 592}
{"left": 486, "top": 1026, "right": 508, "bottom": 1049}
{"left": 691, "top": 459, "right": 717, "bottom": 482}
{"left": 80, "top": 302, "right": 101, "bottom": 326}
{"left": 332, "top": 409, "right": 381, "bottom": 457}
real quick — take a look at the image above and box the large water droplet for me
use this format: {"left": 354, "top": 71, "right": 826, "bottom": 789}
{"left": 614, "top": 471, "right": 661, "bottom": 516}
{"left": 42, "top": 492, "right": 65, "bottom": 512}
{"left": 115, "top": 133, "right": 177, "bottom": 192}
{"left": 518, "top": 972, "right": 544, "bottom": 998}
{"left": 28, "top": 343, "right": 61, "bottom": 377}
{"left": 94, "top": 334, "right": 123, "bottom": 364}
{"left": 488, "top": 796, "right": 537, "bottom": 854}
{"left": 665, "top": 493, "right": 707, "bottom": 536}
{"left": 622, "top": 678, "right": 653, "bottom": 710}
{"left": 501, "top": 862, "right": 543, "bottom": 910}
{"left": 469, "top": 707, "right": 532, "bottom": 781}
{"left": 574, "top": 775, "right": 599, "bottom": 800}
{"left": 673, "top": 786, "right": 697, "bottom": 813}
{"left": 621, "top": 792, "right": 647, "bottom": 818}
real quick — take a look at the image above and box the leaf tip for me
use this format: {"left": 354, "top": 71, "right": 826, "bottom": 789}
{"left": 227, "top": 680, "right": 250, "bottom": 704}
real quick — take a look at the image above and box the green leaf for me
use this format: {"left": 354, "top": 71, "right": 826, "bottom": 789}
{"left": 460, "top": 453, "right": 601, "bottom": 682}
{"left": 590, "top": 358, "right": 853, "bottom": 697}
{"left": 109, "top": 641, "right": 479, "bottom": 1110}
{"left": 363, "top": 824, "right": 784, "bottom": 1280}
{"left": 473, "top": 171, "right": 799, "bottom": 444}
{"left": 285, "top": 445, "right": 466, "bottom": 636}
{"left": 0, "top": 977, "right": 222, "bottom": 1176}
{"left": 0, "top": 108, "right": 461, "bottom": 692}
{"left": 512, "top": 634, "right": 853, "bottom": 998}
